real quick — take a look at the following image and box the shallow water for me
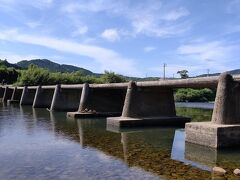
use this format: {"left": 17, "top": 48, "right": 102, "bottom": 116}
{"left": 0, "top": 103, "right": 240, "bottom": 179}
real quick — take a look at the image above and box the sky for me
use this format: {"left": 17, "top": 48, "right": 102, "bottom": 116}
{"left": 0, "top": 0, "right": 240, "bottom": 78}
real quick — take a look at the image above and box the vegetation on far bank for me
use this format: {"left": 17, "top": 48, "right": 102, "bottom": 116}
{"left": 17, "top": 64, "right": 126, "bottom": 85}
{"left": 175, "top": 88, "right": 215, "bottom": 102}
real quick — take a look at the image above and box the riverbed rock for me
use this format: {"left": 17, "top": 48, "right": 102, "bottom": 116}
{"left": 212, "top": 167, "right": 226, "bottom": 176}
{"left": 233, "top": 168, "right": 240, "bottom": 176}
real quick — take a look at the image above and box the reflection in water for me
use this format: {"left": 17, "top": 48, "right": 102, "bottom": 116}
{"left": 176, "top": 107, "right": 213, "bottom": 122}
{"left": 0, "top": 104, "right": 240, "bottom": 179}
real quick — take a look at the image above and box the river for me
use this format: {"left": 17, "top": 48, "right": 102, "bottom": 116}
{"left": 0, "top": 103, "right": 240, "bottom": 179}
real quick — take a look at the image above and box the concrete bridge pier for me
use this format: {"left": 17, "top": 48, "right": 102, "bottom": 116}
{"left": 186, "top": 73, "right": 240, "bottom": 148}
{"left": 20, "top": 86, "right": 37, "bottom": 105}
{"left": 2, "top": 86, "right": 14, "bottom": 103}
{"left": 67, "top": 83, "right": 126, "bottom": 118}
{"left": 49, "top": 84, "right": 82, "bottom": 111}
{"left": 33, "top": 86, "right": 54, "bottom": 108}
{"left": 107, "top": 81, "right": 190, "bottom": 129}
{"left": 0, "top": 87, "right": 5, "bottom": 101}
{"left": 8, "top": 87, "right": 23, "bottom": 104}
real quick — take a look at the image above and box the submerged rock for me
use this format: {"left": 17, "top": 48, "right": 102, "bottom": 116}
{"left": 212, "top": 167, "right": 226, "bottom": 176}
{"left": 234, "top": 169, "right": 240, "bottom": 176}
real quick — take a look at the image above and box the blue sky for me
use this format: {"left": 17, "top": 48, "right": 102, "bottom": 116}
{"left": 0, "top": 0, "right": 240, "bottom": 77}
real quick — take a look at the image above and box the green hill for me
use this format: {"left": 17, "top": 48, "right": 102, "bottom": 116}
{"left": 16, "top": 59, "right": 93, "bottom": 75}
{"left": 0, "top": 59, "right": 21, "bottom": 69}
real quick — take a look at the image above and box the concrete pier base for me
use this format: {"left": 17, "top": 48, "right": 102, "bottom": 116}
{"left": 185, "top": 73, "right": 240, "bottom": 148}
{"left": 185, "top": 122, "right": 240, "bottom": 148}
{"left": 107, "top": 116, "right": 190, "bottom": 129}
{"left": 7, "top": 100, "right": 20, "bottom": 104}
{"left": 67, "top": 112, "right": 121, "bottom": 118}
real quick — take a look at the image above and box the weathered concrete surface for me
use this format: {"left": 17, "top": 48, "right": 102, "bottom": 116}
{"left": 8, "top": 87, "right": 23, "bottom": 104}
{"left": 0, "top": 87, "right": 4, "bottom": 99}
{"left": 186, "top": 122, "right": 240, "bottom": 148}
{"left": 2, "top": 86, "right": 14, "bottom": 102}
{"left": 211, "top": 73, "right": 240, "bottom": 124}
{"left": 20, "top": 86, "right": 37, "bottom": 105}
{"left": 185, "top": 73, "right": 240, "bottom": 148}
{"left": 33, "top": 86, "right": 54, "bottom": 108}
{"left": 67, "top": 83, "right": 126, "bottom": 118}
{"left": 107, "top": 81, "right": 190, "bottom": 128}
{"left": 107, "top": 116, "right": 190, "bottom": 129}
{"left": 50, "top": 84, "right": 82, "bottom": 111}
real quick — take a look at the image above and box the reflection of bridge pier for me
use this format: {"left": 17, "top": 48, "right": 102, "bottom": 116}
{"left": 108, "top": 127, "right": 211, "bottom": 179}
{"left": 185, "top": 142, "right": 240, "bottom": 168}
{"left": 49, "top": 111, "right": 80, "bottom": 142}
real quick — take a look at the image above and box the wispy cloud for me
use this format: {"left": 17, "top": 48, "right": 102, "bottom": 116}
{"left": 61, "top": 0, "right": 191, "bottom": 38}
{"left": 226, "top": 0, "right": 240, "bottom": 14}
{"left": 0, "top": 0, "right": 53, "bottom": 9}
{"left": 0, "top": 29, "right": 139, "bottom": 75}
{"left": 72, "top": 26, "right": 88, "bottom": 37}
{"left": 101, "top": 28, "right": 120, "bottom": 42}
{"left": 161, "top": 7, "right": 189, "bottom": 21}
{"left": 0, "top": 51, "right": 42, "bottom": 63}
{"left": 177, "top": 40, "right": 240, "bottom": 72}
{"left": 25, "top": 21, "right": 42, "bottom": 29}
{"left": 144, "top": 46, "right": 157, "bottom": 53}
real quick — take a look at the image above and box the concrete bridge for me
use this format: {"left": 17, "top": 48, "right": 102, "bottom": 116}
{"left": 1, "top": 72, "right": 240, "bottom": 148}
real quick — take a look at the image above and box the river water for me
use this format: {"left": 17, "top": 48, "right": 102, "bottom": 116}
{"left": 0, "top": 103, "right": 240, "bottom": 179}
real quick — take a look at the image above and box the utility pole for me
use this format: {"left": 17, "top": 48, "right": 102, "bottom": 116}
{"left": 163, "top": 63, "right": 167, "bottom": 80}
{"left": 207, "top": 69, "right": 210, "bottom": 76}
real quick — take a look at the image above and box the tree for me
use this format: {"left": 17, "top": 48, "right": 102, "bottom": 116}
{"left": 177, "top": 70, "right": 189, "bottom": 79}
{"left": 100, "top": 70, "right": 126, "bottom": 83}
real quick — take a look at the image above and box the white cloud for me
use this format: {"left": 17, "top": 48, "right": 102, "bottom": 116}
{"left": 72, "top": 26, "right": 88, "bottom": 36}
{"left": 25, "top": 21, "right": 42, "bottom": 29}
{"left": 161, "top": 7, "right": 189, "bottom": 21}
{"left": 0, "top": 29, "right": 139, "bottom": 76}
{"left": 101, "top": 29, "right": 120, "bottom": 42}
{"left": 144, "top": 46, "right": 157, "bottom": 53}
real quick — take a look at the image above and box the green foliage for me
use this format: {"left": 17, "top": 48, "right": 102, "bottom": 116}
{"left": 175, "top": 88, "right": 215, "bottom": 102}
{"left": 100, "top": 71, "right": 126, "bottom": 83}
{"left": 17, "top": 64, "right": 50, "bottom": 85}
{"left": 0, "top": 66, "right": 19, "bottom": 84}
{"left": 177, "top": 70, "right": 189, "bottom": 79}
{"left": 16, "top": 66, "right": 126, "bottom": 86}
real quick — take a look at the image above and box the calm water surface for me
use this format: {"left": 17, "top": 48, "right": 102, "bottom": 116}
{"left": 0, "top": 103, "right": 240, "bottom": 179}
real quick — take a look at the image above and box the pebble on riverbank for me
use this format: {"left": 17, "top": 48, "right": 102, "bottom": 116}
{"left": 212, "top": 167, "right": 226, "bottom": 176}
